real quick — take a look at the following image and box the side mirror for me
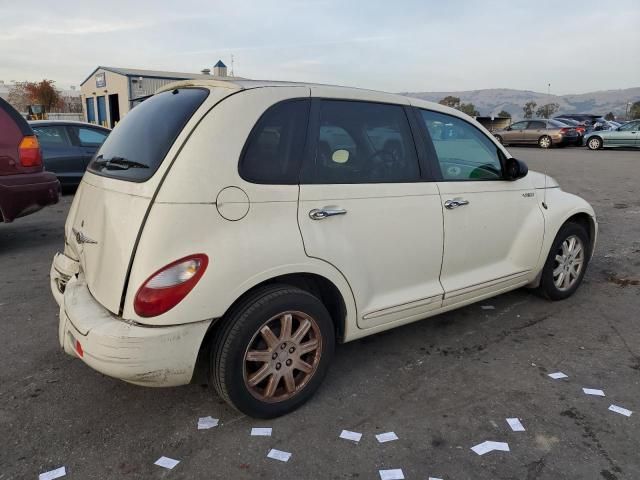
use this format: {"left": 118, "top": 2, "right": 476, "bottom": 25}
{"left": 506, "top": 158, "right": 528, "bottom": 180}
{"left": 506, "top": 126, "right": 512, "bottom": 131}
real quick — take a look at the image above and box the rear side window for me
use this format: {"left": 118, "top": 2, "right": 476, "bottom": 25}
{"left": 88, "top": 88, "right": 209, "bottom": 182}
{"left": 528, "top": 121, "right": 546, "bottom": 129}
{"left": 69, "top": 126, "right": 109, "bottom": 147}
{"left": 304, "top": 100, "right": 420, "bottom": 184}
{"left": 32, "top": 126, "right": 71, "bottom": 147}
{"left": 239, "top": 99, "right": 310, "bottom": 184}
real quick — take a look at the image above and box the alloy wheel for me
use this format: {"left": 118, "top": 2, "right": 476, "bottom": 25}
{"left": 539, "top": 136, "right": 551, "bottom": 148}
{"left": 588, "top": 138, "right": 601, "bottom": 150}
{"left": 552, "top": 235, "right": 585, "bottom": 291}
{"left": 243, "top": 311, "right": 323, "bottom": 403}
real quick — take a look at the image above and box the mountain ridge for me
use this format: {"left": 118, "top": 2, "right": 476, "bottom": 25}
{"left": 400, "top": 87, "right": 640, "bottom": 120}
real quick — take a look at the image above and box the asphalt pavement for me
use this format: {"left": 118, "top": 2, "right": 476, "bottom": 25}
{"left": 1, "top": 147, "right": 639, "bottom": 480}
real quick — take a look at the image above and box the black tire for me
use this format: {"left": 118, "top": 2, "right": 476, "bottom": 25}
{"left": 538, "top": 135, "right": 552, "bottom": 149}
{"left": 494, "top": 135, "right": 503, "bottom": 145}
{"left": 537, "top": 222, "right": 590, "bottom": 301}
{"left": 210, "top": 284, "right": 335, "bottom": 418}
{"left": 587, "top": 136, "right": 602, "bottom": 150}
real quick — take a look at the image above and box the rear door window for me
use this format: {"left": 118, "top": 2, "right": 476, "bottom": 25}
{"left": 303, "top": 100, "right": 420, "bottom": 184}
{"left": 68, "top": 126, "right": 109, "bottom": 147}
{"left": 88, "top": 88, "right": 209, "bottom": 182}
{"left": 32, "top": 126, "right": 72, "bottom": 148}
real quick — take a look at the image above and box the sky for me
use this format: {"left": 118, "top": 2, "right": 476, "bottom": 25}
{"left": 1, "top": 0, "right": 639, "bottom": 95}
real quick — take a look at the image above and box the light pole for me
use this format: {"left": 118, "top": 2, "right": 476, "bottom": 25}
{"left": 626, "top": 102, "right": 632, "bottom": 120}
{"left": 547, "top": 83, "right": 551, "bottom": 118}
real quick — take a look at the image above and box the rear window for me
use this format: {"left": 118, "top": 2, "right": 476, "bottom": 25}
{"left": 88, "top": 88, "right": 209, "bottom": 182}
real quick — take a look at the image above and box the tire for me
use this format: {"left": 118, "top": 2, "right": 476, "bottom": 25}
{"left": 210, "top": 284, "right": 335, "bottom": 418}
{"left": 587, "top": 136, "right": 602, "bottom": 150}
{"left": 537, "top": 222, "right": 590, "bottom": 301}
{"left": 538, "top": 135, "right": 552, "bottom": 149}
{"left": 494, "top": 135, "right": 503, "bottom": 145}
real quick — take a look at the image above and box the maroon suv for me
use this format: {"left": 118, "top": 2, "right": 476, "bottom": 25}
{"left": 0, "top": 97, "right": 59, "bottom": 222}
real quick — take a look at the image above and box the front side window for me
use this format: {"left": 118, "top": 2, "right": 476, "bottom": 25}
{"left": 239, "top": 99, "right": 309, "bottom": 184}
{"left": 305, "top": 100, "right": 420, "bottom": 184}
{"left": 32, "top": 126, "right": 71, "bottom": 148}
{"left": 420, "top": 110, "right": 504, "bottom": 181}
{"left": 510, "top": 121, "right": 528, "bottom": 130}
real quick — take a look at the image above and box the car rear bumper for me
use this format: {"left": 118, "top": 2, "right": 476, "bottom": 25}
{"left": 0, "top": 171, "right": 59, "bottom": 222}
{"left": 51, "top": 253, "right": 212, "bottom": 387}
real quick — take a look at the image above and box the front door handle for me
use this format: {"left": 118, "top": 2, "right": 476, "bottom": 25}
{"left": 444, "top": 199, "right": 470, "bottom": 209}
{"left": 309, "top": 207, "right": 347, "bottom": 220}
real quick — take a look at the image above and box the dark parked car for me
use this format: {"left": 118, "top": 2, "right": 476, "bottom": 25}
{"left": 0, "top": 98, "right": 59, "bottom": 223}
{"left": 29, "top": 121, "right": 110, "bottom": 187}
{"left": 493, "top": 119, "right": 579, "bottom": 148}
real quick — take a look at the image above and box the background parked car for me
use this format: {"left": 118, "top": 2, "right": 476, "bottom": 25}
{"left": 0, "top": 98, "right": 59, "bottom": 223}
{"left": 584, "top": 120, "right": 640, "bottom": 150}
{"left": 493, "top": 119, "right": 579, "bottom": 148}
{"left": 29, "top": 121, "right": 110, "bottom": 188}
{"left": 553, "top": 118, "right": 586, "bottom": 144}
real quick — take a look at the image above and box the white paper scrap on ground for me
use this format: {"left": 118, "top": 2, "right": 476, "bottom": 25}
{"left": 481, "top": 305, "right": 495, "bottom": 310}
{"left": 267, "top": 449, "right": 291, "bottom": 462}
{"left": 471, "top": 441, "right": 510, "bottom": 455}
{"left": 379, "top": 468, "right": 405, "bottom": 480}
{"left": 197, "top": 416, "right": 219, "bottom": 430}
{"left": 548, "top": 372, "right": 568, "bottom": 379}
{"left": 251, "top": 427, "right": 272, "bottom": 436}
{"left": 154, "top": 456, "right": 180, "bottom": 469}
{"left": 39, "top": 467, "right": 66, "bottom": 480}
{"left": 583, "top": 388, "right": 605, "bottom": 396}
{"left": 609, "top": 405, "right": 632, "bottom": 417}
{"left": 376, "top": 431, "right": 399, "bottom": 443}
{"left": 428, "top": 477, "right": 443, "bottom": 480}
{"left": 340, "top": 430, "right": 362, "bottom": 442}
{"left": 506, "top": 418, "right": 525, "bottom": 432}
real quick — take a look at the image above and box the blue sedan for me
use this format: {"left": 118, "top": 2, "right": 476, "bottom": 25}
{"left": 29, "top": 121, "right": 110, "bottom": 187}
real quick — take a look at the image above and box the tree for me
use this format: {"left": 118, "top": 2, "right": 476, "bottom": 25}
{"left": 23, "top": 80, "right": 62, "bottom": 113}
{"left": 459, "top": 102, "right": 479, "bottom": 117}
{"left": 535, "top": 103, "right": 559, "bottom": 119}
{"left": 630, "top": 101, "right": 640, "bottom": 119}
{"left": 604, "top": 112, "right": 615, "bottom": 121}
{"left": 7, "top": 82, "right": 30, "bottom": 112}
{"left": 497, "top": 110, "right": 511, "bottom": 118}
{"left": 439, "top": 96, "right": 461, "bottom": 109}
{"left": 522, "top": 101, "right": 537, "bottom": 119}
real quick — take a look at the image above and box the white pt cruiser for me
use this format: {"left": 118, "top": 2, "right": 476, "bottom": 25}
{"left": 51, "top": 80, "right": 597, "bottom": 418}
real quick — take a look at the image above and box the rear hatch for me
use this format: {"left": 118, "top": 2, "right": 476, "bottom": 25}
{"left": 63, "top": 85, "right": 235, "bottom": 315}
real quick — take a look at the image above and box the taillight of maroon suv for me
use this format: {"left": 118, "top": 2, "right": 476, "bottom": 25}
{"left": 0, "top": 97, "right": 59, "bottom": 222}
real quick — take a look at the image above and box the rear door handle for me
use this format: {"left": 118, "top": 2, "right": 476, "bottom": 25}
{"left": 444, "top": 199, "right": 470, "bottom": 209}
{"left": 309, "top": 207, "right": 347, "bottom": 220}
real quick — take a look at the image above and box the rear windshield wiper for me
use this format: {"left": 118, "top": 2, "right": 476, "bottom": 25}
{"left": 93, "top": 155, "right": 149, "bottom": 170}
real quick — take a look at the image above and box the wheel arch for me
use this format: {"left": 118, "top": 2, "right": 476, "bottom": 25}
{"left": 190, "top": 270, "right": 353, "bottom": 384}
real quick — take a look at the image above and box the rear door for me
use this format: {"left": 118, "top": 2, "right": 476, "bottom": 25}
{"left": 298, "top": 99, "right": 444, "bottom": 329}
{"left": 524, "top": 120, "right": 546, "bottom": 143}
{"left": 415, "top": 108, "right": 544, "bottom": 305}
{"left": 32, "top": 125, "right": 80, "bottom": 183}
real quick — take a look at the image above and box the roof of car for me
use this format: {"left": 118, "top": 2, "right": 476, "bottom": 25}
{"left": 28, "top": 120, "right": 110, "bottom": 130}
{"left": 157, "top": 78, "right": 453, "bottom": 114}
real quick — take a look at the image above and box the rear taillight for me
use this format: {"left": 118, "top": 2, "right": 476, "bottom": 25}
{"left": 18, "top": 135, "right": 42, "bottom": 167}
{"left": 134, "top": 254, "right": 209, "bottom": 317}
{"left": 559, "top": 127, "right": 572, "bottom": 134}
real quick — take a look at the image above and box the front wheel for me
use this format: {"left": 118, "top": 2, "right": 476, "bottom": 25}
{"left": 537, "top": 222, "right": 590, "bottom": 300}
{"left": 538, "top": 135, "right": 552, "bottom": 149}
{"left": 211, "top": 285, "right": 335, "bottom": 418}
{"left": 587, "top": 137, "right": 602, "bottom": 150}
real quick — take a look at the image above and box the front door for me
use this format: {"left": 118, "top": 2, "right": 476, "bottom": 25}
{"left": 415, "top": 108, "right": 545, "bottom": 306}
{"left": 96, "top": 96, "right": 106, "bottom": 127}
{"left": 503, "top": 121, "right": 528, "bottom": 144}
{"left": 298, "top": 99, "right": 445, "bottom": 328}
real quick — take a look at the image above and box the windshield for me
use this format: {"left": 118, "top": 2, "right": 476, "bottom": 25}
{"left": 88, "top": 88, "right": 209, "bottom": 182}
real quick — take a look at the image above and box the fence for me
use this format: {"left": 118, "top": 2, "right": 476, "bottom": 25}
{"left": 20, "top": 112, "right": 84, "bottom": 121}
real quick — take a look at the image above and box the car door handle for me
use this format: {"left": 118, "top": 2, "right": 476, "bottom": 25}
{"left": 309, "top": 207, "right": 347, "bottom": 220}
{"left": 444, "top": 199, "right": 470, "bottom": 209}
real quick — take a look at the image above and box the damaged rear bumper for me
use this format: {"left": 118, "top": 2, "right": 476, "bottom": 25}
{"left": 51, "top": 254, "right": 211, "bottom": 387}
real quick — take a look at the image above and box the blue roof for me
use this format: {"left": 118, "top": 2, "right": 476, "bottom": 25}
{"left": 214, "top": 60, "right": 226, "bottom": 68}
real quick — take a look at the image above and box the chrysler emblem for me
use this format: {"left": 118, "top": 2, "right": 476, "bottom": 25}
{"left": 72, "top": 227, "right": 98, "bottom": 245}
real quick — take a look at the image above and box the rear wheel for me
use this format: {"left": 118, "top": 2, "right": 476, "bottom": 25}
{"left": 587, "top": 136, "right": 602, "bottom": 150}
{"left": 211, "top": 285, "right": 335, "bottom": 418}
{"left": 537, "top": 222, "right": 590, "bottom": 300}
{"left": 538, "top": 135, "right": 552, "bottom": 149}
